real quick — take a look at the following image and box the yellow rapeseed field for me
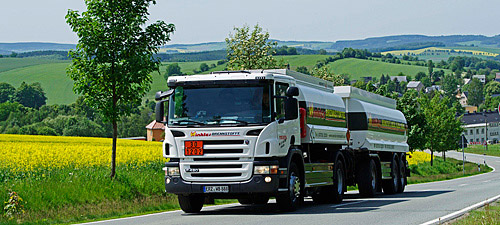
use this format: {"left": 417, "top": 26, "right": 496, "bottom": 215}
{"left": 407, "top": 151, "right": 431, "bottom": 165}
{"left": 0, "top": 134, "right": 164, "bottom": 172}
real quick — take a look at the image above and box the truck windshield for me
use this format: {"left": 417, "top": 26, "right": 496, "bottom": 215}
{"left": 168, "top": 84, "right": 272, "bottom": 126}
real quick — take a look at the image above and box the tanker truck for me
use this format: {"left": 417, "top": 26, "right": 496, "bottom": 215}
{"left": 154, "top": 69, "right": 409, "bottom": 213}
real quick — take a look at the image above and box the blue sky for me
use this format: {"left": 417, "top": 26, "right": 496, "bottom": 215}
{"left": 1, "top": 0, "right": 499, "bottom": 44}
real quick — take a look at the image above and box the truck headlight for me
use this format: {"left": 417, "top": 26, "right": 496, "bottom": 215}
{"left": 254, "top": 165, "right": 279, "bottom": 175}
{"left": 254, "top": 166, "right": 270, "bottom": 174}
{"left": 163, "top": 167, "right": 180, "bottom": 176}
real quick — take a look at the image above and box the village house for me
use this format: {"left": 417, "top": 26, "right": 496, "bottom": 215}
{"left": 406, "top": 81, "right": 424, "bottom": 92}
{"left": 145, "top": 120, "right": 165, "bottom": 141}
{"left": 472, "top": 74, "right": 486, "bottom": 84}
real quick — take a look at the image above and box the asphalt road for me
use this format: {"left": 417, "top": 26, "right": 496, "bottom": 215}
{"left": 81, "top": 151, "right": 500, "bottom": 225}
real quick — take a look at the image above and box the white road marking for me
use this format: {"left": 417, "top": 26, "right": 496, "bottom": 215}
{"left": 483, "top": 180, "right": 492, "bottom": 183}
{"left": 458, "top": 184, "right": 468, "bottom": 187}
{"left": 330, "top": 200, "right": 367, "bottom": 208}
{"left": 420, "top": 193, "right": 500, "bottom": 225}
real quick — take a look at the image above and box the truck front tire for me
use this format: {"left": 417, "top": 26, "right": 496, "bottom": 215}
{"left": 277, "top": 161, "right": 303, "bottom": 212}
{"left": 178, "top": 194, "right": 204, "bottom": 213}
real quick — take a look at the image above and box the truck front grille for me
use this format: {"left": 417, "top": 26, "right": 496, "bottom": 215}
{"left": 180, "top": 161, "right": 252, "bottom": 182}
{"left": 191, "top": 173, "right": 242, "bottom": 177}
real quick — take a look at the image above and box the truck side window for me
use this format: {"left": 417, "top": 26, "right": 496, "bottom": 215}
{"left": 275, "top": 82, "right": 289, "bottom": 120}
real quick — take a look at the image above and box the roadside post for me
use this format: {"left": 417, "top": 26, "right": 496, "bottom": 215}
{"left": 461, "top": 134, "right": 467, "bottom": 175}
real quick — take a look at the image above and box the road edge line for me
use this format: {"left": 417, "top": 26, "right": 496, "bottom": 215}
{"left": 76, "top": 203, "right": 241, "bottom": 224}
{"left": 420, "top": 193, "right": 500, "bottom": 225}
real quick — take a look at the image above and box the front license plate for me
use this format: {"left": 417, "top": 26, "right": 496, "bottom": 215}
{"left": 185, "top": 141, "right": 203, "bottom": 156}
{"left": 204, "top": 186, "right": 229, "bottom": 193}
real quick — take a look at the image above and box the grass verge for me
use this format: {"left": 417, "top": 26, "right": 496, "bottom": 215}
{"left": 451, "top": 200, "right": 500, "bottom": 224}
{"left": 0, "top": 155, "right": 492, "bottom": 224}
{"left": 465, "top": 144, "right": 500, "bottom": 157}
{"left": 407, "top": 155, "right": 491, "bottom": 184}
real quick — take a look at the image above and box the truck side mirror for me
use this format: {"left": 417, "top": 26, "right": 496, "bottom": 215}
{"left": 286, "top": 86, "right": 299, "bottom": 97}
{"left": 285, "top": 97, "right": 298, "bottom": 120}
{"left": 155, "top": 100, "right": 166, "bottom": 123}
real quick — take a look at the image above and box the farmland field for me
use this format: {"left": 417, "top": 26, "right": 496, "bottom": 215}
{"left": 0, "top": 134, "right": 170, "bottom": 224}
{"left": 0, "top": 55, "right": 340, "bottom": 105}
{"left": 326, "top": 58, "right": 441, "bottom": 80}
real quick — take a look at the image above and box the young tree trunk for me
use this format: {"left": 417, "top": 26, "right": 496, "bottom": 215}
{"left": 110, "top": 120, "right": 117, "bottom": 179}
{"left": 430, "top": 149, "right": 434, "bottom": 166}
{"left": 443, "top": 151, "right": 446, "bottom": 161}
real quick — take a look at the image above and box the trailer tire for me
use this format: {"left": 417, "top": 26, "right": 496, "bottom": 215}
{"left": 358, "top": 158, "right": 378, "bottom": 197}
{"left": 277, "top": 161, "right": 303, "bottom": 212}
{"left": 178, "top": 194, "right": 204, "bottom": 213}
{"left": 312, "top": 160, "right": 344, "bottom": 204}
{"left": 382, "top": 155, "right": 400, "bottom": 195}
{"left": 397, "top": 154, "right": 406, "bottom": 193}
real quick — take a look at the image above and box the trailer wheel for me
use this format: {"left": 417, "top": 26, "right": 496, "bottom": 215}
{"left": 312, "top": 160, "right": 344, "bottom": 204}
{"left": 358, "top": 158, "right": 378, "bottom": 197}
{"left": 277, "top": 161, "right": 303, "bottom": 211}
{"left": 397, "top": 154, "right": 406, "bottom": 193}
{"left": 178, "top": 194, "right": 204, "bottom": 213}
{"left": 382, "top": 155, "right": 400, "bottom": 195}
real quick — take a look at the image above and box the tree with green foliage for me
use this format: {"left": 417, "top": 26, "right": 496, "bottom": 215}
{"left": 0, "top": 82, "right": 15, "bottom": 103}
{"left": 421, "top": 76, "right": 432, "bottom": 88}
{"left": 352, "top": 80, "right": 366, "bottom": 90}
{"left": 226, "top": 24, "right": 284, "bottom": 70}
{"left": 164, "top": 63, "right": 182, "bottom": 80}
{"left": 420, "top": 95, "right": 463, "bottom": 165}
{"left": 199, "top": 63, "right": 209, "bottom": 72}
{"left": 441, "top": 73, "right": 460, "bottom": 98}
{"left": 311, "top": 67, "right": 345, "bottom": 85}
{"left": 365, "top": 81, "right": 376, "bottom": 92}
{"left": 464, "top": 78, "right": 484, "bottom": 107}
{"left": 66, "top": 0, "right": 175, "bottom": 178}
{"left": 415, "top": 72, "right": 426, "bottom": 81}
{"left": 481, "top": 95, "right": 500, "bottom": 111}
{"left": 484, "top": 81, "right": 500, "bottom": 96}
{"left": 397, "top": 90, "right": 427, "bottom": 151}
{"left": 427, "top": 60, "right": 434, "bottom": 80}
{"left": 14, "top": 82, "right": 47, "bottom": 109}
{"left": 296, "top": 66, "right": 309, "bottom": 75}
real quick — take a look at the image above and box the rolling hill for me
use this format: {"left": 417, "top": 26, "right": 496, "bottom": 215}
{"left": 326, "top": 58, "right": 451, "bottom": 80}
{"left": 0, "top": 55, "right": 442, "bottom": 105}
{"left": 4, "top": 34, "right": 500, "bottom": 55}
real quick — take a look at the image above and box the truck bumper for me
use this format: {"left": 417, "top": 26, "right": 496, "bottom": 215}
{"left": 165, "top": 174, "right": 280, "bottom": 195}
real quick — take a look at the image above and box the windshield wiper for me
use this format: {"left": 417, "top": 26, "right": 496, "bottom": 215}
{"left": 172, "top": 119, "right": 205, "bottom": 125}
{"left": 208, "top": 118, "right": 248, "bottom": 126}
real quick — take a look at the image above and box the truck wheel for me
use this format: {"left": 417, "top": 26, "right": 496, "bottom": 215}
{"left": 397, "top": 154, "right": 406, "bottom": 193}
{"left": 178, "top": 194, "right": 204, "bottom": 213}
{"left": 382, "top": 155, "right": 400, "bottom": 195}
{"left": 312, "top": 160, "right": 344, "bottom": 204}
{"left": 358, "top": 158, "right": 378, "bottom": 197}
{"left": 277, "top": 161, "right": 303, "bottom": 212}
